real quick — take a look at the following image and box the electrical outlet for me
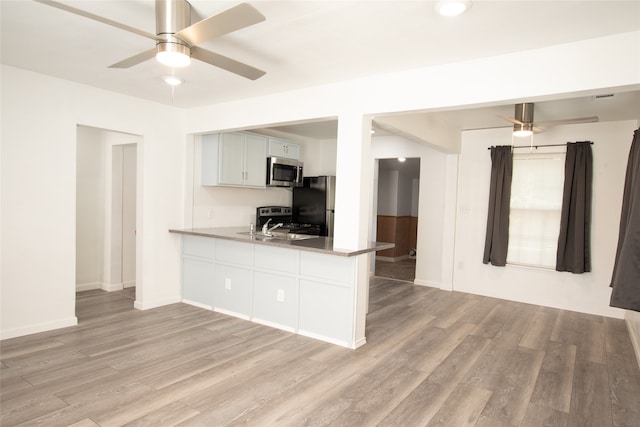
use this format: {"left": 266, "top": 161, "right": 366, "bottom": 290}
{"left": 277, "top": 289, "right": 284, "bottom": 302}
{"left": 208, "top": 209, "right": 215, "bottom": 219}
{"left": 225, "top": 278, "right": 231, "bottom": 290}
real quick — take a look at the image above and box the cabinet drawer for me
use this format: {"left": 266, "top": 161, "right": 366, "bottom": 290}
{"left": 300, "top": 252, "right": 354, "bottom": 285}
{"left": 215, "top": 239, "right": 253, "bottom": 266}
{"left": 183, "top": 235, "right": 215, "bottom": 260}
{"left": 254, "top": 245, "right": 299, "bottom": 274}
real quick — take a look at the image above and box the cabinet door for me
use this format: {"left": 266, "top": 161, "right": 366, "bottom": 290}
{"left": 182, "top": 257, "right": 214, "bottom": 308}
{"left": 218, "top": 132, "right": 245, "bottom": 185}
{"left": 244, "top": 133, "right": 267, "bottom": 187}
{"left": 214, "top": 264, "right": 253, "bottom": 317}
{"left": 268, "top": 138, "right": 300, "bottom": 160}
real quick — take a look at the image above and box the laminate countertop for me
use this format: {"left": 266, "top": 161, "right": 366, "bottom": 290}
{"left": 169, "top": 227, "right": 394, "bottom": 257}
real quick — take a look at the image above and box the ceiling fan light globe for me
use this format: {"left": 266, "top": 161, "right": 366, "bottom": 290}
{"left": 156, "top": 42, "right": 191, "bottom": 67}
{"left": 513, "top": 122, "right": 533, "bottom": 137}
{"left": 513, "top": 130, "right": 533, "bottom": 137}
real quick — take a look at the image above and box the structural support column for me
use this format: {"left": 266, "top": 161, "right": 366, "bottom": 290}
{"left": 333, "top": 111, "right": 372, "bottom": 347}
{"left": 334, "top": 112, "right": 372, "bottom": 250}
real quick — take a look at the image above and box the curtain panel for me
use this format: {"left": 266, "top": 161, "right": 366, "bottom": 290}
{"left": 556, "top": 141, "right": 593, "bottom": 273}
{"left": 483, "top": 146, "right": 513, "bottom": 266}
{"left": 610, "top": 128, "right": 640, "bottom": 312}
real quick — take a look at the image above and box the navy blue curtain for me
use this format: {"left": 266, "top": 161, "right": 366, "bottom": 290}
{"left": 610, "top": 129, "right": 640, "bottom": 312}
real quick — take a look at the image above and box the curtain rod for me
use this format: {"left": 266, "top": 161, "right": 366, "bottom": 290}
{"left": 487, "top": 141, "right": 594, "bottom": 150}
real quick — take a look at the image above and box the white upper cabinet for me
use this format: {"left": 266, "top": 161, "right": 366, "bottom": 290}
{"left": 201, "top": 132, "right": 267, "bottom": 188}
{"left": 268, "top": 137, "right": 300, "bottom": 160}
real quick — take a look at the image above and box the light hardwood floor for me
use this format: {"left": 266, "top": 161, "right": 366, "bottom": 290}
{"left": 2, "top": 278, "right": 640, "bottom": 427}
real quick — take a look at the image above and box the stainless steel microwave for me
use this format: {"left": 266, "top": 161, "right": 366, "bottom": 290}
{"left": 266, "top": 157, "right": 303, "bottom": 187}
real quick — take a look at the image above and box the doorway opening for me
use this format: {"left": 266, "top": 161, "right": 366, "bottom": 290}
{"left": 373, "top": 157, "right": 420, "bottom": 282}
{"left": 76, "top": 126, "right": 139, "bottom": 312}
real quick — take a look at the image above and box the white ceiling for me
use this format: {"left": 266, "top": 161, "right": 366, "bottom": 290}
{"left": 2, "top": 0, "right": 640, "bottom": 139}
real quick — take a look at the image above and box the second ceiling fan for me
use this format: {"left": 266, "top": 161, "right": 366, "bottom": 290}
{"left": 500, "top": 102, "right": 599, "bottom": 136}
{"left": 35, "top": 0, "right": 266, "bottom": 80}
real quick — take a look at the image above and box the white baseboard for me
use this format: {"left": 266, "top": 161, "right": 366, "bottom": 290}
{"left": 123, "top": 281, "right": 136, "bottom": 289}
{"left": 0, "top": 316, "right": 78, "bottom": 340}
{"left": 134, "top": 295, "right": 181, "bottom": 310}
{"left": 413, "top": 279, "right": 442, "bottom": 289}
{"left": 182, "top": 299, "right": 212, "bottom": 311}
{"left": 212, "top": 307, "right": 251, "bottom": 321}
{"left": 101, "top": 282, "right": 123, "bottom": 292}
{"left": 76, "top": 282, "right": 101, "bottom": 292}
{"left": 376, "top": 255, "right": 410, "bottom": 262}
{"left": 353, "top": 336, "right": 367, "bottom": 349}
{"left": 297, "top": 329, "right": 353, "bottom": 349}
{"left": 252, "top": 317, "right": 296, "bottom": 333}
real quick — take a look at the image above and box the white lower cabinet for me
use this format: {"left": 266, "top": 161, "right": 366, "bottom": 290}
{"left": 182, "top": 258, "right": 214, "bottom": 309}
{"left": 253, "top": 272, "right": 298, "bottom": 331}
{"left": 214, "top": 264, "right": 253, "bottom": 318}
{"left": 181, "top": 236, "right": 214, "bottom": 309}
{"left": 298, "top": 279, "right": 353, "bottom": 344}
{"left": 180, "top": 235, "right": 359, "bottom": 348}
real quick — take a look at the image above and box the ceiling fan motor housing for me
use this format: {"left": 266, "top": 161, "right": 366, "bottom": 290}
{"left": 515, "top": 102, "right": 534, "bottom": 124}
{"left": 513, "top": 102, "right": 534, "bottom": 135}
{"left": 156, "top": 0, "right": 191, "bottom": 36}
{"left": 156, "top": 0, "right": 192, "bottom": 64}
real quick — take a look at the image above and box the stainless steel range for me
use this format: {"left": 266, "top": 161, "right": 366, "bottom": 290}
{"left": 256, "top": 206, "right": 320, "bottom": 235}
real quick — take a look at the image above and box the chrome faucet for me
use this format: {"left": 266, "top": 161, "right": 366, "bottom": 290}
{"left": 262, "top": 219, "right": 283, "bottom": 236}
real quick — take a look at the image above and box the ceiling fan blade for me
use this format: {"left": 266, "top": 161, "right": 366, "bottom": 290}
{"left": 34, "top": 0, "right": 159, "bottom": 42}
{"left": 176, "top": 3, "right": 265, "bottom": 46}
{"left": 108, "top": 48, "right": 157, "bottom": 68}
{"left": 497, "top": 115, "right": 524, "bottom": 125}
{"left": 191, "top": 47, "right": 265, "bottom": 80}
{"left": 534, "top": 116, "right": 599, "bottom": 127}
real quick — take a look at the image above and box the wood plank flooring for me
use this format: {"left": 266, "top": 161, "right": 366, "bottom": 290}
{"left": 2, "top": 279, "right": 640, "bottom": 426}
{"left": 374, "top": 259, "right": 416, "bottom": 282}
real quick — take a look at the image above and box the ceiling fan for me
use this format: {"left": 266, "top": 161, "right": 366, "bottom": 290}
{"left": 499, "top": 102, "right": 599, "bottom": 136}
{"left": 34, "top": 0, "right": 266, "bottom": 80}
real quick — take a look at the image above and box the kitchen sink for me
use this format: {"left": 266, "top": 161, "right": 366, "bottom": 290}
{"left": 237, "top": 231, "right": 319, "bottom": 241}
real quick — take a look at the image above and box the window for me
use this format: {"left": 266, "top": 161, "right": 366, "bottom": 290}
{"left": 507, "top": 152, "right": 565, "bottom": 268}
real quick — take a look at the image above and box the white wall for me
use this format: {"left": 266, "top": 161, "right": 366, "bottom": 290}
{"left": 1, "top": 66, "right": 184, "bottom": 339}
{"left": 76, "top": 126, "right": 106, "bottom": 289}
{"left": 376, "top": 166, "right": 416, "bottom": 217}
{"left": 377, "top": 169, "right": 399, "bottom": 216}
{"left": 396, "top": 170, "right": 414, "bottom": 217}
{"left": 121, "top": 144, "right": 137, "bottom": 288}
{"left": 453, "top": 120, "right": 638, "bottom": 318}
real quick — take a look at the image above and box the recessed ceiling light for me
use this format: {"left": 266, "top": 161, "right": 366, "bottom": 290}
{"left": 163, "top": 76, "right": 183, "bottom": 86}
{"left": 435, "top": 0, "right": 472, "bottom": 17}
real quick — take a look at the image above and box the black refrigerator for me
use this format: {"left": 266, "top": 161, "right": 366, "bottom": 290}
{"left": 292, "top": 176, "right": 336, "bottom": 237}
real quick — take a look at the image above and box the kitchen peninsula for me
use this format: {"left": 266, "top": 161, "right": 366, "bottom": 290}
{"left": 170, "top": 227, "right": 394, "bottom": 348}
